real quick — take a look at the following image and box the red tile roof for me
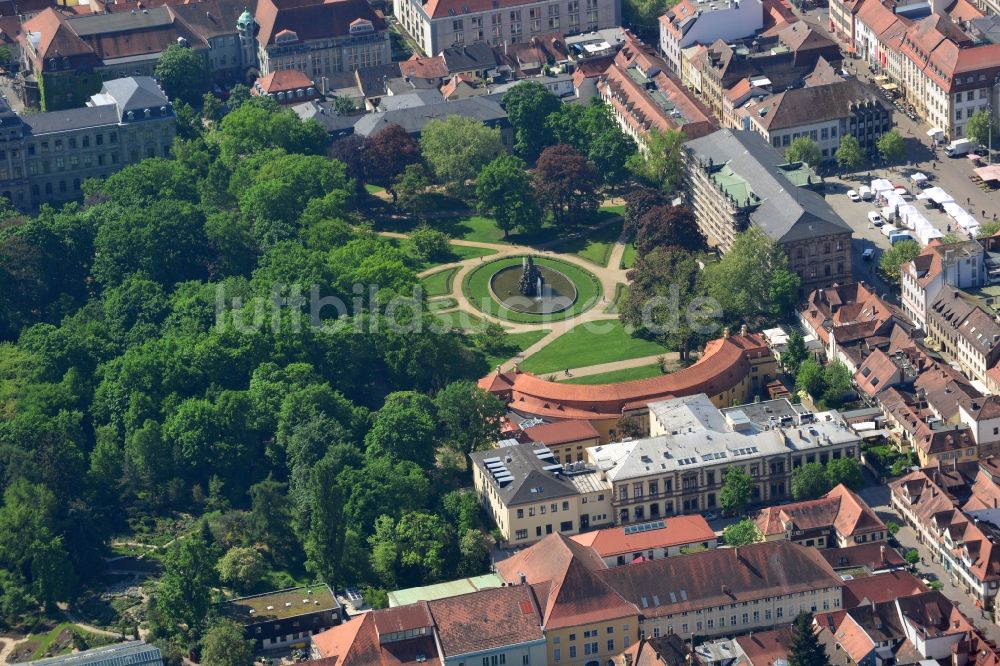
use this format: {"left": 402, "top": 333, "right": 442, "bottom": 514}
{"left": 613, "top": 636, "right": 689, "bottom": 666}
{"left": 254, "top": 0, "right": 385, "bottom": 46}
{"left": 313, "top": 612, "right": 442, "bottom": 666}
{"left": 372, "top": 602, "right": 434, "bottom": 634}
{"left": 520, "top": 419, "right": 600, "bottom": 446}
{"left": 597, "top": 541, "right": 843, "bottom": 617}
{"left": 569, "top": 515, "right": 715, "bottom": 558}
{"left": 254, "top": 69, "right": 313, "bottom": 94}
{"left": 734, "top": 627, "right": 793, "bottom": 666}
{"left": 399, "top": 54, "right": 448, "bottom": 80}
{"left": 801, "top": 282, "right": 896, "bottom": 346}
{"left": 496, "top": 533, "right": 636, "bottom": 630}
{"left": 841, "top": 570, "right": 928, "bottom": 608}
{"left": 597, "top": 30, "right": 715, "bottom": 140}
{"left": 427, "top": 586, "right": 543, "bottom": 657}
{"left": 22, "top": 8, "right": 93, "bottom": 59}
{"left": 480, "top": 333, "right": 770, "bottom": 421}
{"left": 754, "top": 484, "right": 885, "bottom": 540}
{"left": 820, "top": 543, "right": 905, "bottom": 570}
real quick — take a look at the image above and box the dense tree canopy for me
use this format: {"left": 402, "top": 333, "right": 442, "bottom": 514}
{"left": 703, "top": 227, "right": 801, "bottom": 327}
{"left": 534, "top": 144, "right": 601, "bottom": 223}
{"left": 502, "top": 82, "right": 562, "bottom": 161}
{"left": 0, "top": 97, "right": 497, "bottom": 639}
{"left": 786, "top": 137, "right": 821, "bottom": 167}
{"left": 420, "top": 116, "right": 501, "bottom": 190}
{"left": 154, "top": 44, "right": 209, "bottom": 106}
{"left": 475, "top": 154, "right": 540, "bottom": 237}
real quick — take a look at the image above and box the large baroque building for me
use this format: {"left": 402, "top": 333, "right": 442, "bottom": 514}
{"left": 395, "top": 0, "right": 620, "bottom": 56}
{"left": 478, "top": 331, "right": 776, "bottom": 442}
{"left": 250, "top": 0, "right": 390, "bottom": 80}
{"left": 0, "top": 76, "right": 175, "bottom": 208}
{"left": 18, "top": 0, "right": 389, "bottom": 110}
{"left": 684, "top": 129, "right": 853, "bottom": 294}
{"left": 587, "top": 393, "right": 861, "bottom": 521}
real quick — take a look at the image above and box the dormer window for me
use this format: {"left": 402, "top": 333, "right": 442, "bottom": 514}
{"left": 349, "top": 18, "right": 374, "bottom": 34}
{"left": 275, "top": 29, "right": 298, "bottom": 44}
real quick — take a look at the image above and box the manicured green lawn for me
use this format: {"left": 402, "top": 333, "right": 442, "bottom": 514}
{"left": 409, "top": 243, "right": 496, "bottom": 271}
{"left": 434, "top": 309, "right": 484, "bottom": 331}
{"left": 555, "top": 219, "right": 623, "bottom": 267}
{"left": 463, "top": 256, "right": 601, "bottom": 323}
{"left": 484, "top": 329, "right": 551, "bottom": 369}
{"left": 560, "top": 363, "right": 665, "bottom": 385}
{"left": 420, "top": 267, "right": 459, "bottom": 298}
{"left": 604, "top": 283, "right": 629, "bottom": 314}
{"left": 519, "top": 321, "right": 668, "bottom": 375}
{"left": 621, "top": 242, "right": 637, "bottom": 269}
{"left": 451, "top": 215, "right": 507, "bottom": 243}
{"left": 428, "top": 297, "right": 458, "bottom": 311}
{"left": 387, "top": 237, "right": 497, "bottom": 271}
{"left": 364, "top": 183, "right": 385, "bottom": 194}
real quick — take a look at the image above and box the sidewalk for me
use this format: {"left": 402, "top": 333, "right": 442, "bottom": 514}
{"left": 560, "top": 353, "right": 673, "bottom": 379}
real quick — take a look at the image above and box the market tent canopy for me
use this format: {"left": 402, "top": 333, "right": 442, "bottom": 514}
{"left": 910, "top": 172, "right": 928, "bottom": 183}
{"left": 942, "top": 201, "right": 964, "bottom": 218}
{"left": 921, "top": 187, "right": 954, "bottom": 204}
{"left": 880, "top": 82, "right": 899, "bottom": 91}
{"left": 974, "top": 165, "right": 1000, "bottom": 182}
{"left": 871, "top": 178, "right": 894, "bottom": 193}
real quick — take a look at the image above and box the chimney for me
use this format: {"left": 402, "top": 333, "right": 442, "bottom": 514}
{"left": 880, "top": 545, "right": 886, "bottom": 564}
{"left": 519, "top": 572, "right": 526, "bottom": 584}
{"left": 735, "top": 546, "right": 740, "bottom": 562}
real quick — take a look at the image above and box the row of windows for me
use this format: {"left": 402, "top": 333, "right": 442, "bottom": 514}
{"left": 513, "top": 520, "right": 574, "bottom": 540}
{"left": 517, "top": 500, "right": 571, "bottom": 518}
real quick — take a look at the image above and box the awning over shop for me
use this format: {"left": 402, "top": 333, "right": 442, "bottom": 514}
{"left": 879, "top": 82, "right": 899, "bottom": 91}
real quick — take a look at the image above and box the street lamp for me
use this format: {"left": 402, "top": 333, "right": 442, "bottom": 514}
{"left": 989, "top": 73, "right": 1000, "bottom": 166}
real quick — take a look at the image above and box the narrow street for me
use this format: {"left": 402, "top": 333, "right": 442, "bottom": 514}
{"left": 857, "top": 482, "right": 1000, "bottom": 644}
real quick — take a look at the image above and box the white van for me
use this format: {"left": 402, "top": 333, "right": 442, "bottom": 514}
{"left": 859, "top": 186, "right": 873, "bottom": 201}
{"left": 881, "top": 223, "right": 899, "bottom": 237}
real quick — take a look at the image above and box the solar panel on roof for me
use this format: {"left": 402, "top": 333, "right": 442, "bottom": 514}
{"left": 483, "top": 457, "right": 501, "bottom": 463}
{"left": 543, "top": 464, "right": 562, "bottom": 471}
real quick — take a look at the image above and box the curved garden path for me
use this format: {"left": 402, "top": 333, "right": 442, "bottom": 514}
{"left": 382, "top": 215, "right": 635, "bottom": 371}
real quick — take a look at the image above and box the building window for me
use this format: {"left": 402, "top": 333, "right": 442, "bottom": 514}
{"left": 515, "top": 529, "right": 527, "bottom": 540}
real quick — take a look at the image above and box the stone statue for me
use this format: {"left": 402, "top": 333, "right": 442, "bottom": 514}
{"left": 518, "top": 255, "right": 543, "bottom": 297}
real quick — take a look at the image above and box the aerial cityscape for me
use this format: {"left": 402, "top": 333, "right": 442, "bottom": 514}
{"left": 0, "top": 0, "right": 999, "bottom": 661}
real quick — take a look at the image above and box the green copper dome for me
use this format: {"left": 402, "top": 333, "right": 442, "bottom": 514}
{"left": 237, "top": 8, "right": 254, "bottom": 29}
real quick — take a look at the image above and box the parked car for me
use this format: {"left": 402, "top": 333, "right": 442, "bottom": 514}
{"left": 862, "top": 248, "right": 876, "bottom": 260}
{"left": 847, "top": 189, "right": 861, "bottom": 202}
{"left": 867, "top": 211, "right": 884, "bottom": 226}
